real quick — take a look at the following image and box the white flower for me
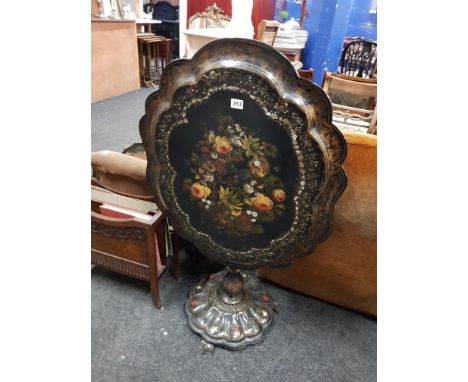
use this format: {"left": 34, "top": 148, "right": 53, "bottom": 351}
{"left": 246, "top": 210, "right": 252, "bottom": 215}
{"left": 231, "top": 136, "right": 242, "bottom": 146}
{"left": 252, "top": 212, "right": 258, "bottom": 217}
{"left": 202, "top": 198, "right": 206, "bottom": 203}
{"left": 203, "top": 173, "right": 214, "bottom": 182}
{"left": 244, "top": 184, "right": 254, "bottom": 194}
{"left": 251, "top": 218, "right": 256, "bottom": 222}
{"left": 211, "top": 153, "right": 218, "bottom": 159}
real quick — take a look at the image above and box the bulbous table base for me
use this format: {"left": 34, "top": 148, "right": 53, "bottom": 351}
{"left": 185, "top": 269, "right": 274, "bottom": 350}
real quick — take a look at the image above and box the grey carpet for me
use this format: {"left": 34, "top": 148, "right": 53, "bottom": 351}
{"left": 91, "top": 88, "right": 376, "bottom": 382}
{"left": 92, "top": 87, "right": 155, "bottom": 152}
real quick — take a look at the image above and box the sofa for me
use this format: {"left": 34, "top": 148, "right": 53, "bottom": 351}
{"left": 91, "top": 150, "right": 153, "bottom": 199}
{"left": 257, "top": 131, "right": 377, "bottom": 316}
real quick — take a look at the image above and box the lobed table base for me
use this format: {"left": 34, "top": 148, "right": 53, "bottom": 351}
{"left": 185, "top": 269, "right": 274, "bottom": 350}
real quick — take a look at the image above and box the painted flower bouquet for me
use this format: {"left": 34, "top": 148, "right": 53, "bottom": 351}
{"left": 183, "top": 116, "right": 287, "bottom": 237}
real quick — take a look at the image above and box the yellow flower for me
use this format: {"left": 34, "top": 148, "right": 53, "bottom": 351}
{"left": 250, "top": 193, "right": 273, "bottom": 212}
{"left": 231, "top": 209, "right": 242, "bottom": 217}
{"left": 219, "top": 186, "right": 242, "bottom": 216}
{"left": 271, "top": 189, "right": 286, "bottom": 203}
{"left": 213, "top": 136, "right": 232, "bottom": 155}
{"left": 249, "top": 158, "right": 270, "bottom": 178}
{"left": 191, "top": 182, "right": 211, "bottom": 199}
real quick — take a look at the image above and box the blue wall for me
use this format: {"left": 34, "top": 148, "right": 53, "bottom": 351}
{"left": 274, "top": 0, "right": 377, "bottom": 84}
{"left": 346, "top": 0, "right": 377, "bottom": 41}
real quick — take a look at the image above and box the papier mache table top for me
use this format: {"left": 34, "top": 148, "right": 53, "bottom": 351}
{"left": 140, "top": 38, "right": 347, "bottom": 270}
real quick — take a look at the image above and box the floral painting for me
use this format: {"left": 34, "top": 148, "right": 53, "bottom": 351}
{"left": 182, "top": 116, "right": 288, "bottom": 237}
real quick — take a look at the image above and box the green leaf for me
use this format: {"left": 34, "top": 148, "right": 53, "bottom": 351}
{"left": 251, "top": 225, "right": 264, "bottom": 234}
{"left": 264, "top": 144, "right": 278, "bottom": 158}
{"left": 264, "top": 176, "right": 275, "bottom": 187}
{"left": 259, "top": 211, "right": 275, "bottom": 222}
{"left": 273, "top": 205, "right": 284, "bottom": 216}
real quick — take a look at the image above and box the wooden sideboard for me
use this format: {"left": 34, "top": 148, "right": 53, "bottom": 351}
{"left": 91, "top": 19, "right": 140, "bottom": 102}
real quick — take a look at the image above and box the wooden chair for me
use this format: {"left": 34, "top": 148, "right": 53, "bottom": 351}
{"left": 322, "top": 70, "right": 377, "bottom": 134}
{"left": 337, "top": 37, "right": 377, "bottom": 78}
{"left": 256, "top": 19, "right": 280, "bottom": 46}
